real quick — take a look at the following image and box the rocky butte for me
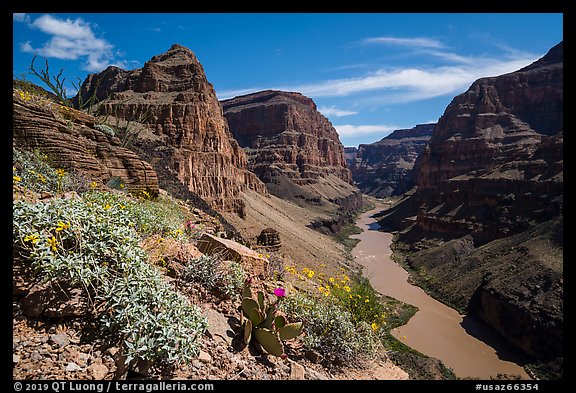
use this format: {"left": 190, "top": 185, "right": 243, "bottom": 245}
{"left": 378, "top": 41, "right": 563, "bottom": 378}
{"left": 222, "top": 90, "right": 362, "bottom": 234}
{"left": 350, "top": 123, "right": 435, "bottom": 197}
{"left": 75, "top": 44, "right": 267, "bottom": 217}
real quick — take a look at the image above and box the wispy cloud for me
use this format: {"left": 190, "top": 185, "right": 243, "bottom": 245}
{"left": 363, "top": 36, "right": 445, "bottom": 49}
{"left": 18, "top": 14, "right": 130, "bottom": 72}
{"left": 334, "top": 124, "right": 399, "bottom": 137}
{"left": 218, "top": 48, "right": 536, "bottom": 105}
{"left": 318, "top": 105, "right": 357, "bottom": 117}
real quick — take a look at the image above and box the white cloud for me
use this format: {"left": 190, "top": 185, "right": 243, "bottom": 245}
{"left": 363, "top": 36, "right": 445, "bottom": 49}
{"left": 13, "top": 13, "right": 30, "bottom": 23}
{"left": 334, "top": 124, "right": 399, "bottom": 137}
{"left": 32, "top": 14, "right": 94, "bottom": 39}
{"left": 19, "top": 14, "right": 127, "bottom": 73}
{"left": 295, "top": 54, "right": 537, "bottom": 103}
{"left": 218, "top": 51, "right": 536, "bottom": 106}
{"left": 318, "top": 105, "right": 357, "bottom": 117}
{"left": 19, "top": 41, "right": 34, "bottom": 52}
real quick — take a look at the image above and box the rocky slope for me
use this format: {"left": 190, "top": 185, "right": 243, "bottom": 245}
{"left": 75, "top": 44, "right": 267, "bottom": 216}
{"left": 378, "top": 42, "right": 563, "bottom": 377}
{"left": 222, "top": 90, "right": 362, "bottom": 236}
{"left": 350, "top": 124, "right": 435, "bottom": 197}
{"left": 13, "top": 85, "right": 158, "bottom": 194}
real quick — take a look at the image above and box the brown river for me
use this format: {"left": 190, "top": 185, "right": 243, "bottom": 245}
{"left": 351, "top": 204, "right": 530, "bottom": 380}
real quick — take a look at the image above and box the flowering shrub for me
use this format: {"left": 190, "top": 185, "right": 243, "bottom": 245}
{"left": 13, "top": 194, "right": 207, "bottom": 367}
{"left": 280, "top": 292, "right": 382, "bottom": 362}
{"left": 284, "top": 265, "right": 387, "bottom": 331}
{"left": 13, "top": 148, "right": 86, "bottom": 194}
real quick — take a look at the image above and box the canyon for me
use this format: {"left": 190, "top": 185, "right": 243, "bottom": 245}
{"left": 222, "top": 90, "right": 362, "bottom": 242}
{"left": 13, "top": 38, "right": 563, "bottom": 380}
{"left": 350, "top": 123, "right": 435, "bottom": 197}
{"left": 377, "top": 41, "right": 563, "bottom": 378}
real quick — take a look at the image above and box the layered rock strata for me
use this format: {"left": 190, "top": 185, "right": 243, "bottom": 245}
{"left": 13, "top": 86, "right": 158, "bottom": 194}
{"left": 75, "top": 44, "right": 267, "bottom": 216}
{"left": 351, "top": 124, "right": 435, "bottom": 197}
{"left": 222, "top": 90, "right": 352, "bottom": 186}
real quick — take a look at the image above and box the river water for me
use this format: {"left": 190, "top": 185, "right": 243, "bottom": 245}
{"left": 351, "top": 204, "right": 530, "bottom": 380}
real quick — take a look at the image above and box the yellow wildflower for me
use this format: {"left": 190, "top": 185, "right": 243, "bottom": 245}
{"left": 119, "top": 183, "right": 125, "bottom": 189}
{"left": 365, "top": 298, "right": 370, "bottom": 303}
{"left": 371, "top": 322, "right": 379, "bottom": 331}
{"left": 55, "top": 168, "right": 65, "bottom": 177}
{"left": 329, "top": 277, "right": 335, "bottom": 283}
{"left": 104, "top": 204, "right": 112, "bottom": 210}
{"left": 302, "top": 267, "right": 315, "bottom": 278}
{"left": 24, "top": 234, "right": 40, "bottom": 244}
{"left": 343, "top": 285, "right": 351, "bottom": 292}
{"left": 55, "top": 221, "right": 70, "bottom": 232}
{"left": 13, "top": 175, "right": 21, "bottom": 182}
{"left": 37, "top": 173, "right": 46, "bottom": 183}
{"left": 47, "top": 236, "right": 58, "bottom": 252}
{"left": 90, "top": 181, "right": 97, "bottom": 191}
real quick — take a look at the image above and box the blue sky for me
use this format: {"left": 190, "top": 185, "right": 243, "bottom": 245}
{"left": 13, "top": 13, "right": 563, "bottom": 147}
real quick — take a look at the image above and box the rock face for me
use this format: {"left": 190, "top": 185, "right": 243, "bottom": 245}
{"left": 75, "top": 44, "right": 267, "bottom": 216}
{"left": 13, "top": 87, "right": 159, "bottom": 194}
{"left": 222, "top": 90, "right": 352, "bottom": 186}
{"left": 222, "top": 90, "right": 361, "bottom": 233}
{"left": 380, "top": 42, "right": 563, "bottom": 375}
{"left": 350, "top": 124, "right": 435, "bottom": 197}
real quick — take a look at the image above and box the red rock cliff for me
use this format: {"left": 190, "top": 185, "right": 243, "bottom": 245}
{"left": 222, "top": 90, "right": 352, "bottom": 186}
{"left": 13, "top": 85, "right": 158, "bottom": 194}
{"left": 76, "top": 44, "right": 267, "bottom": 216}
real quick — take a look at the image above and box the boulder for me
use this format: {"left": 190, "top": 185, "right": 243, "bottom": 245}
{"left": 197, "top": 233, "right": 268, "bottom": 278}
{"left": 256, "top": 228, "right": 281, "bottom": 251}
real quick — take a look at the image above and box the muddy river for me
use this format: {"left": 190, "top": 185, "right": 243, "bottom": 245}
{"left": 351, "top": 204, "right": 530, "bottom": 380}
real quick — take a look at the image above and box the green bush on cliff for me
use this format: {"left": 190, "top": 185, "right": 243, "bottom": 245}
{"left": 13, "top": 194, "right": 207, "bottom": 367}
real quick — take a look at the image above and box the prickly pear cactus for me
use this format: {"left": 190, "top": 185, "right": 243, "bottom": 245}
{"left": 240, "top": 280, "right": 303, "bottom": 357}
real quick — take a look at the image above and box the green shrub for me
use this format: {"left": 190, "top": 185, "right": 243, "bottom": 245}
{"left": 13, "top": 195, "right": 207, "bottom": 367}
{"left": 81, "top": 191, "right": 187, "bottom": 241}
{"left": 183, "top": 255, "right": 246, "bottom": 299}
{"left": 286, "top": 265, "right": 388, "bottom": 331}
{"left": 280, "top": 292, "right": 382, "bottom": 362}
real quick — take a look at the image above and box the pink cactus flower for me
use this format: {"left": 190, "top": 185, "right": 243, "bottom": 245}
{"left": 273, "top": 287, "right": 286, "bottom": 298}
